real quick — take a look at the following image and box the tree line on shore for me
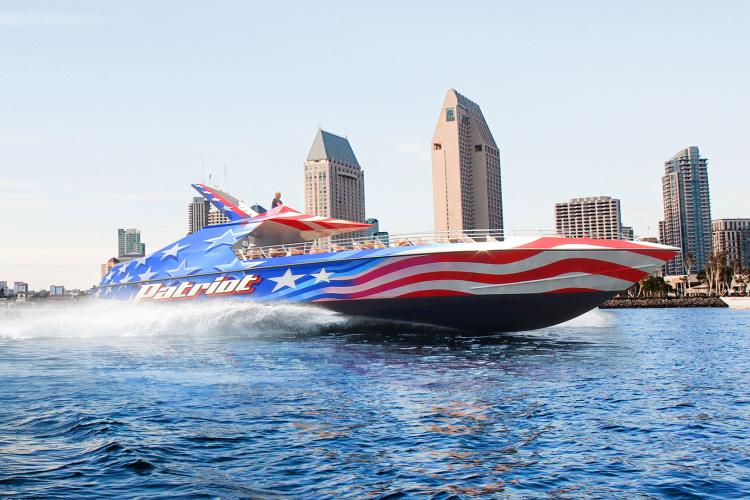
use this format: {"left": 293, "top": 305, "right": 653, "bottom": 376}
{"left": 627, "top": 250, "right": 748, "bottom": 298}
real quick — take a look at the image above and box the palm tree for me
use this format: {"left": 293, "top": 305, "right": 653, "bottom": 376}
{"left": 682, "top": 252, "right": 695, "bottom": 297}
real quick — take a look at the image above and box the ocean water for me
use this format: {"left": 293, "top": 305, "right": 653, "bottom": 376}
{"left": 1, "top": 302, "right": 749, "bottom": 498}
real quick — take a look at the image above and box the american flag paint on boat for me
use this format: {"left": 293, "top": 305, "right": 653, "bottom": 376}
{"left": 96, "top": 184, "right": 679, "bottom": 332}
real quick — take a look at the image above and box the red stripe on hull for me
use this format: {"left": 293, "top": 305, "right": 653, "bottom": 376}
{"left": 352, "top": 250, "right": 543, "bottom": 285}
{"left": 346, "top": 258, "right": 648, "bottom": 300}
{"left": 396, "top": 289, "right": 473, "bottom": 298}
{"left": 628, "top": 248, "right": 678, "bottom": 260}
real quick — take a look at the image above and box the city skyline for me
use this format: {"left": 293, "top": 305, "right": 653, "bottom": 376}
{"left": 2, "top": 2, "right": 748, "bottom": 289}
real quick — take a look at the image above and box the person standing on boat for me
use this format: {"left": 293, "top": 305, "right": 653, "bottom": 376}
{"left": 271, "top": 192, "right": 283, "bottom": 208}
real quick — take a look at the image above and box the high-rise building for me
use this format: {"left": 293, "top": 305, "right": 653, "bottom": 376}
{"left": 207, "top": 206, "right": 231, "bottom": 226}
{"left": 660, "top": 146, "right": 712, "bottom": 275}
{"left": 554, "top": 196, "right": 625, "bottom": 239}
{"left": 712, "top": 218, "right": 750, "bottom": 268}
{"left": 304, "top": 129, "right": 366, "bottom": 223}
{"left": 117, "top": 228, "right": 146, "bottom": 258}
{"left": 431, "top": 89, "right": 503, "bottom": 236}
{"left": 188, "top": 196, "right": 211, "bottom": 234}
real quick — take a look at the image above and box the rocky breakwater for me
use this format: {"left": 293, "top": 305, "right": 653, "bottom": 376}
{"left": 600, "top": 297, "right": 728, "bottom": 308}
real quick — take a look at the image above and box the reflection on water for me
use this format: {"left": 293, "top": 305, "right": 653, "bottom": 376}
{"left": 1, "top": 302, "right": 749, "bottom": 497}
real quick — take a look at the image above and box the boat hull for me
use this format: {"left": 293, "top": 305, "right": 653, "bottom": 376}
{"left": 316, "top": 291, "right": 616, "bottom": 332}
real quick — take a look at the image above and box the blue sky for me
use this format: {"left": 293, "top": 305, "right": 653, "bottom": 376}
{"left": 1, "top": 1, "right": 748, "bottom": 289}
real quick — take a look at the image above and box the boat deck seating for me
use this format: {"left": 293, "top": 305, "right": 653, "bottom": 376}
{"left": 231, "top": 230, "right": 506, "bottom": 262}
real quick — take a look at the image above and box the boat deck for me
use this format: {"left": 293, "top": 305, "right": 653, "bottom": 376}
{"left": 234, "top": 229, "right": 508, "bottom": 260}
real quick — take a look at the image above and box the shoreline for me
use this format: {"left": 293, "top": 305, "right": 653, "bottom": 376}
{"left": 600, "top": 297, "right": 728, "bottom": 309}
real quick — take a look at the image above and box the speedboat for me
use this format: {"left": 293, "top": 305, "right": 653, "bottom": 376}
{"left": 96, "top": 184, "right": 679, "bottom": 332}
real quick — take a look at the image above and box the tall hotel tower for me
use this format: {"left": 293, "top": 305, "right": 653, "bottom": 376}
{"left": 431, "top": 89, "right": 503, "bottom": 237}
{"left": 660, "top": 146, "right": 712, "bottom": 275}
{"left": 304, "top": 129, "right": 366, "bottom": 223}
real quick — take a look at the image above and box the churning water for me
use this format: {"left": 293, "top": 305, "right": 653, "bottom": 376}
{"left": 1, "top": 302, "right": 749, "bottom": 498}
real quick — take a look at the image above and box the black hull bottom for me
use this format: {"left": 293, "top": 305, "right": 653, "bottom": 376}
{"left": 315, "top": 292, "right": 616, "bottom": 333}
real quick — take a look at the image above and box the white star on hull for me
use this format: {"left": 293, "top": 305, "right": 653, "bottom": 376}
{"left": 166, "top": 259, "right": 200, "bottom": 277}
{"left": 161, "top": 242, "right": 188, "bottom": 260}
{"left": 214, "top": 258, "right": 266, "bottom": 272}
{"left": 205, "top": 229, "right": 238, "bottom": 251}
{"left": 131, "top": 255, "right": 149, "bottom": 268}
{"left": 269, "top": 269, "right": 305, "bottom": 292}
{"left": 138, "top": 267, "right": 157, "bottom": 281}
{"left": 311, "top": 268, "right": 334, "bottom": 283}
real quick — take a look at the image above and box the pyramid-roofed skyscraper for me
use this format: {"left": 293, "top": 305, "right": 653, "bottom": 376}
{"left": 304, "top": 129, "right": 366, "bottom": 224}
{"left": 431, "top": 89, "right": 503, "bottom": 237}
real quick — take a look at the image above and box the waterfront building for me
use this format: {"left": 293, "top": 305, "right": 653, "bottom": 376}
{"left": 188, "top": 196, "right": 211, "bottom": 234}
{"left": 431, "top": 89, "right": 503, "bottom": 237}
{"left": 207, "top": 206, "right": 231, "bottom": 226}
{"left": 0, "top": 281, "right": 7, "bottom": 296}
{"left": 712, "top": 218, "right": 750, "bottom": 268}
{"left": 363, "top": 218, "right": 379, "bottom": 238}
{"left": 362, "top": 218, "right": 389, "bottom": 245}
{"left": 660, "top": 146, "right": 712, "bottom": 275}
{"left": 373, "top": 231, "right": 390, "bottom": 245}
{"left": 304, "top": 129, "right": 366, "bottom": 224}
{"left": 117, "top": 228, "right": 146, "bottom": 258}
{"left": 15, "top": 283, "right": 28, "bottom": 303}
{"left": 50, "top": 285, "right": 65, "bottom": 296}
{"left": 554, "top": 196, "right": 627, "bottom": 240}
{"left": 621, "top": 226, "right": 634, "bottom": 241}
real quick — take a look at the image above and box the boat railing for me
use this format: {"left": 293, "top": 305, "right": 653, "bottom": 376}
{"left": 235, "top": 229, "right": 558, "bottom": 261}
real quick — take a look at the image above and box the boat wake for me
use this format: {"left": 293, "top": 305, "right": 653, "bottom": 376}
{"left": 0, "top": 300, "right": 618, "bottom": 342}
{"left": 552, "top": 308, "right": 616, "bottom": 328}
{"left": 0, "top": 300, "right": 347, "bottom": 340}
